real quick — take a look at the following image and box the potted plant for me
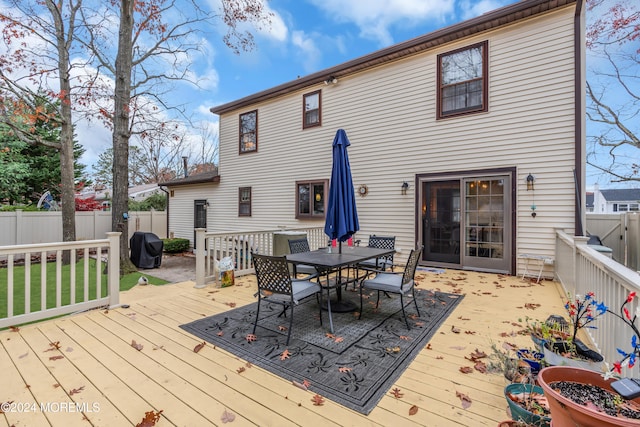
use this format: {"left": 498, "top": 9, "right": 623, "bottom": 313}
{"left": 488, "top": 342, "right": 532, "bottom": 383}
{"left": 516, "top": 348, "right": 545, "bottom": 375}
{"left": 542, "top": 292, "right": 605, "bottom": 371}
{"left": 522, "top": 316, "right": 569, "bottom": 353}
{"left": 538, "top": 291, "right": 640, "bottom": 426}
{"left": 504, "top": 383, "right": 551, "bottom": 427}
{"left": 497, "top": 422, "right": 546, "bottom": 427}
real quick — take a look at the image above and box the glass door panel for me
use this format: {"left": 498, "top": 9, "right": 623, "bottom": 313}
{"left": 462, "top": 177, "right": 510, "bottom": 271}
{"left": 422, "top": 180, "right": 460, "bottom": 264}
{"left": 418, "top": 173, "right": 512, "bottom": 273}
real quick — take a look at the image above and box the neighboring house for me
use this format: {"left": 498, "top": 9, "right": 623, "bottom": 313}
{"left": 77, "top": 183, "right": 163, "bottom": 211}
{"left": 591, "top": 184, "right": 640, "bottom": 214}
{"left": 159, "top": 170, "right": 220, "bottom": 246}
{"left": 128, "top": 183, "right": 163, "bottom": 201}
{"left": 206, "top": 0, "right": 586, "bottom": 277}
{"left": 586, "top": 192, "right": 594, "bottom": 213}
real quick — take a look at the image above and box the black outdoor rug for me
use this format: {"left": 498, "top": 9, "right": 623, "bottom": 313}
{"left": 180, "top": 288, "right": 463, "bottom": 414}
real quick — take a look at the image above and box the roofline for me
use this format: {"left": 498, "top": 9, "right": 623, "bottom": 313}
{"left": 210, "top": 0, "right": 576, "bottom": 115}
{"left": 159, "top": 175, "right": 221, "bottom": 187}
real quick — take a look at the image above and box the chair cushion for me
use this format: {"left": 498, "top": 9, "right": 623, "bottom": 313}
{"left": 291, "top": 280, "right": 321, "bottom": 303}
{"left": 294, "top": 264, "right": 318, "bottom": 275}
{"left": 362, "top": 273, "right": 413, "bottom": 293}
{"left": 358, "top": 258, "right": 392, "bottom": 270}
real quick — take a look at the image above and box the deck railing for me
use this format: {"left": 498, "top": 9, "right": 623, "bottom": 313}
{"left": 556, "top": 229, "right": 640, "bottom": 375}
{"left": 0, "top": 233, "right": 121, "bottom": 329}
{"left": 194, "top": 227, "right": 325, "bottom": 287}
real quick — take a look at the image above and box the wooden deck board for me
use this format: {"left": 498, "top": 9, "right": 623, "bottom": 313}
{"left": 37, "top": 320, "right": 154, "bottom": 426}
{"left": 0, "top": 336, "right": 51, "bottom": 427}
{"left": 1, "top": 269, "right": 567, "bottom": 426}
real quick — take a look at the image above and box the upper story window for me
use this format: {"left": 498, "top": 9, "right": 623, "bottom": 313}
{"left": 437, "top": 41, "right": 488, "bottom": 119}
{"left": 239, "top": 187, "right": 252, "bottom": 216}
{"left": 239, "top": 110, "right": 257, "bottom": 153}
{"left": 296, "top": 180, "right": 327, "bottom": 219}
{"left": 303, "top": 90, "right": 321, "bottom": 129}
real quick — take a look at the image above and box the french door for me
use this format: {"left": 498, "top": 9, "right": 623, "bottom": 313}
{"left": 420, "top": 173, "right": 512, "bottom": 273}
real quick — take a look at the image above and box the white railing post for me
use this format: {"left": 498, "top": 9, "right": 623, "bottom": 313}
{"left": 573, "top": 236, "right": 589, "bottom": 297}
{"left": 107, "top": 232, "right": 121, "bottom": 308}
{"left": 195, "top": 228, "right": 206, "bottom": 288}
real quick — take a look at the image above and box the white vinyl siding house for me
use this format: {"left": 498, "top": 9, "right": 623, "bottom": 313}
{"left": 161, "top": 171, "right": 219, "bottom": 248}
{"left": 208, "top": 0, "right": 584, "bottom": 278}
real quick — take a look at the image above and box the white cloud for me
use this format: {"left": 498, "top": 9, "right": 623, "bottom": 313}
{"left": 291, "top": 30, "right": 322, "bottom": 73}
{"left": 258, "top": 4, "right": 288, "bottom": 42}
{"left": 459, "top": 0, "right": 506, "bottom": 20}
{"left": 307, "top": 0, "right": 456, "bottom": 46}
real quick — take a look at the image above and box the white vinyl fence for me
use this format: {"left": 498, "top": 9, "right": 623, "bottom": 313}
{"left": 586, "top": 212, "right": 639, "bottom": 271}
{"left": 0, "top": 210, "right": 166, "bottom": 246}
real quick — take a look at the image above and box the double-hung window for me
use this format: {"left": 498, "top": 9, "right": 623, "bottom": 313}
{"left": 437, "top": 41, "right": 488, "bottom": 119}
{"left": 239, "top": 187, "right": 251, "bottom": 216}
{"left": 303, "top": 90, "right": 321, "bottom": 129}
{"left": 296, "top": 180, "right": 327, "bottom": 219}
{"left": 239, "top": 110, "right": 257, "bottom": 153}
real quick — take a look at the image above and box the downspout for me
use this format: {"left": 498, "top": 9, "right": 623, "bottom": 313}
{"left": 159, "top": 186, "right": 169, "bottom": 238}
{"left": 574, "top": 0, "right": 585, "bottom": 236}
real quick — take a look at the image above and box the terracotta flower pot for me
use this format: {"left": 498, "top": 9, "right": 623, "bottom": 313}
{"left": 538, "top": 366, "right": 640, "bottom": 427}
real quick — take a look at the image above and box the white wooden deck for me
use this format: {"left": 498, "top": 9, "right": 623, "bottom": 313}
{"left": 0, "top": 269, "right": 567, "bottom": 426}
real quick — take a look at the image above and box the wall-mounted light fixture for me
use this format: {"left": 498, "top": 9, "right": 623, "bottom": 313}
{"left": 401, "top": 181, "right": 409, "bottom": 195}
{"left": 324, "top": 76, "right": 338, "bottom": 85}
{"left": 526, "top": 173, "right": 535, "bottom": 191}
{"left": 526, "top": 174, "right": 537, "bottom": 217}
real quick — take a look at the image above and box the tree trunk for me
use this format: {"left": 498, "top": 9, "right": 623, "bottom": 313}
{"left": 48, "top": 0, "right": 77, "bottom": 264}
{"left": 112, "top": 0, "right": 136, "bottom": 274}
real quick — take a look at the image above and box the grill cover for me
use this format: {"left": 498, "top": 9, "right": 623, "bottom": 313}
{"left": 130, "top": 232, "right": 163, "bottom": 268}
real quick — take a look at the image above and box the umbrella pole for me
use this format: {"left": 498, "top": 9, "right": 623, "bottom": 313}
{"left": 339, "top": 241, "right": 342, "bottom": 254}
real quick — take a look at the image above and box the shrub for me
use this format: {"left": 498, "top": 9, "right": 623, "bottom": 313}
{"left": 129, "top": 193, "right": 167, "bottom": 211}
{"left": 162, "top": 238, "right": 190, "bottom": 253}
{"left": 0, "top": 204, "right": 40, "bottom": 212}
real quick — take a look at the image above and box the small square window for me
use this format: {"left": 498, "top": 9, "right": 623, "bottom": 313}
{"left": 437, "top": 41, "right": 488, "bottom": 119}
{"left": 239, "top": 187, "right": 251, "bottom": 216}
{"left": 296, "top": 180, "right": 327, "bottom": 219}
{"left": 303, "top": 90, "right": 321, "bottom": 129}
{"left": 239, "top": 110, "right": 257, "bottom": 153}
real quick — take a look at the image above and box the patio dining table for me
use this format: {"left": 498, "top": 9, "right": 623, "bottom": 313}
{"left": 286, "top": 245, "right": 395, "bottom": 333}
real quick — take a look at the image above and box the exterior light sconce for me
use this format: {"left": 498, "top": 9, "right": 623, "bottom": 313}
{"left": 324, "top": 76, "right": 338, "bottom": 85}
{"left": 526, "top": 173, "right": 535, "bottom": 191}
{"left": 401, "top": 181, "right": 409, "bottom": 195}
{"left": 526, "top": 173, "right": 537, "bottom": 217}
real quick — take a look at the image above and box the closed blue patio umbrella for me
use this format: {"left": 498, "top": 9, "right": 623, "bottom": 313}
{"left": 324, "top": 129, "right": 359, "bottom": 253}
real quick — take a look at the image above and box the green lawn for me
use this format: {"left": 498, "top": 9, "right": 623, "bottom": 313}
{"left": 0, "top": 258, "right": 168, "bottom": 319}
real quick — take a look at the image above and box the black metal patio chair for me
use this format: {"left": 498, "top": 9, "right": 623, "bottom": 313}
{"left": 288, "top": 237, "right": 321, "bottom": 278}
{"left": 251, "top": 253, "right": 322, "bottom": 345}
{"left": 359, "top": 247, "right": 422, "bottom": 329}
{"left": 358, "top": 235, "right": 396, "bottom": 272}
